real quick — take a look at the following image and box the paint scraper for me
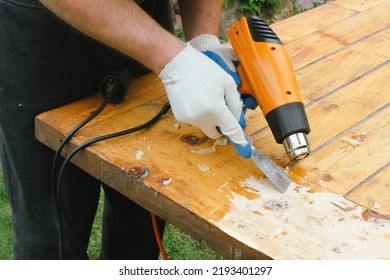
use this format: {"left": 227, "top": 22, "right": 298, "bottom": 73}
{"left": 251, "top": 146, "right": 291, "bottom": 193}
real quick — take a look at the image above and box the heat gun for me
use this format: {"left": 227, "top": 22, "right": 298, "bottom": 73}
{"left": 227, "top": 16, "right": 311, "bottom": 161}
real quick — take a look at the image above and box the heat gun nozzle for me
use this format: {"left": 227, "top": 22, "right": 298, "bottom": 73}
{"left": 283, "top": 132, "right": 310, "bottom": 161}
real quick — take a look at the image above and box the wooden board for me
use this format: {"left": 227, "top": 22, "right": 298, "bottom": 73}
{"left": 35, "top": 0, "right": 390, "bottom": 259}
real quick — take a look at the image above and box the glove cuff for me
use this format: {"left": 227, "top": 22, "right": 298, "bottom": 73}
{"left": 189, "top": 34, "right": 221, "bottom": 52}
{"left": 159, "top": 43, "right": 195, "bottom": 80}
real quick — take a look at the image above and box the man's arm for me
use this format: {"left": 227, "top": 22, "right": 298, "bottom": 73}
{"left": 39, "top": 0, "right": 185, "bottom": 73}
{"left": 178, "top": 0, "right": 223, "bottom": 39}
{"left": 39, "top": 0, "right": 252, "bottom": 158}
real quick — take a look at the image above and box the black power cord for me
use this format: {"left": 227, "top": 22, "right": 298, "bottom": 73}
{"left": 51, "top": 97, "right": 111, "bottom": 259}
{"left": 52, "top": 67, "right": 133, "bottom": 192}
{"left": 52, "top": 67, "right": 133, "bottom": 259}
{"left": 55, "top": 101, "right": 170, "bottom": 259}
{"left": 51, "top": 68, "right": 171, "bottom": 259}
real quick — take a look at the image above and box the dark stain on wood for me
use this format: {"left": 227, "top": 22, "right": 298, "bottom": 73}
{"left": 180, "top": 134, "right": 209, "bottom": 146}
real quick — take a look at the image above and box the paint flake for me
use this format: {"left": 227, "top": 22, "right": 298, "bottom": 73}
{"left": 135, "top": 150, "right": 144, "bottom": 160}
{"left": 341, "top": 137, "right": 361, "bottom": 146}
{"left": 191, "top": 137, "right": 227, "bottom": 155}
{"left": 173, "top": 123, "right": 181, "bottom": 130}
{"left": 198, "top": 164, "right": 210, "bottom": 172}
{"left": 162, "top": 178, "right": 173, "bottom": 186}
{"left": 373, "top": 202, "right": 382, "bottom": 209}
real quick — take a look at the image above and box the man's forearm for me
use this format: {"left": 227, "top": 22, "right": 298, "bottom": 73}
{"left": 178, "top": 0, "right": 223, "bottom": 40}
{"left": 39, "top": 0, "right": 186, "bottom": 73}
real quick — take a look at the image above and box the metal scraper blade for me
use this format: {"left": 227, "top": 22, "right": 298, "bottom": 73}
{"left": 251, "top": 146, "right": 291, "bottom": 193}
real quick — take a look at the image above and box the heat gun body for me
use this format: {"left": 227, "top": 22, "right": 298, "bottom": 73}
{"left": 227, "top": 16, "right": 311, "bottom": 161}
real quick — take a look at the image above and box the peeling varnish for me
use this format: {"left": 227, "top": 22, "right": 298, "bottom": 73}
{"left": 373, "top": 202, "right": 382, "bottom": 210}
{"left": 135, "top": 150, "right": 144, "bottom": 160}
{"left": 211, "top": 176, "right": 390, "bottom": 259}
{"left": 173, "top": 122, "right": 181, "bottom": 130}
{"left": 264, "top": 199, "right": 293, "bottom": 211}
{"left": 198, "top": 164, "right": 210, "bottom": 172}
{"left": 162, "top": 178, "right": 173, "bottom": 186}
{"left": 191, "top": 138, "right": 228, "bottom": 155}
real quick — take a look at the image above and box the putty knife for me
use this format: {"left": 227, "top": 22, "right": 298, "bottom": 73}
{"left": 251, "top": 146, "right": 291, "bottom": 193}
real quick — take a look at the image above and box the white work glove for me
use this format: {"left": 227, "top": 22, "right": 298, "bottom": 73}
{"left": 159, "top": 44, "right": 252, "bottom": 158}
{"left": 189, "top": 34, "right": 258, "bottom": 110}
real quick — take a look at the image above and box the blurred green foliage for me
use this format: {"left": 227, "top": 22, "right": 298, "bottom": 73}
{"left": 224, "top": 0, "right": 281, "bottom": 15}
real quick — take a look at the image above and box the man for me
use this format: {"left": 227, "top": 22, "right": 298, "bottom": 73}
{"left": 0, "top": 0, "right": 251, "bottom": 259}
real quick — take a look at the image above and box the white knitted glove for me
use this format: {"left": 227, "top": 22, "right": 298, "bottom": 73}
{"left": 190, "top": 34, "right": 238, "bottom": 80}
{"left": 159, "top": 44, "right": 251, "bottom": 158}
{"left": 190, "top": 34, "right": 258, "bottom": 110}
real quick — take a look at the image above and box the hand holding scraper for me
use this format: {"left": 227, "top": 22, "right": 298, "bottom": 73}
{"left": 190, "top": 16, "right": 311, "bottom": 192}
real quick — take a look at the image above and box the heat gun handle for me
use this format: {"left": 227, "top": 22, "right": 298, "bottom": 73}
{"left": 236, "top": 64, "right": 253, "bottom": 95}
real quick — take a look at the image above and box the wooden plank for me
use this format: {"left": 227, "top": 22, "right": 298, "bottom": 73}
{"left": 331, "top": 0, "right": 389, "bottom": 12}
{"left": 286, "top": 11, "right": 389, "bottom": 69}
{"left": 290, "top": 105, "right": 390, "bottom": 198}
{"left": 296, "top": 28, "right": 390, "bottom": 103}
{"left": 271, "top": 3, "right": 356, "bottom": 43}
{"left": 303, "top": 61, "right": 390, "bottom": 150}
{"left": 365, "top": 1, "right": 390, "bottom": 19}
{"left": 35, "top": 94, "right": 390, "bottom": 259}
{"left": 347, "top": 164, "right": 390, "bottom": 216}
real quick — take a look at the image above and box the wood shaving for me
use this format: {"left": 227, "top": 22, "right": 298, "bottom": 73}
{"left": 162, "top": 178, "right": 173, "bottom": 186}
{"left": 173, "top": 123, "right": 181, "bottom": 130}
{"left": 135, "top": 150, "right": 144, "bottom": 160}
{"left": 373, "top": 202, "right": 382, "bottom": 209}
{"left": 192, "top": 146, "right": 216, "bottom": 155}
{"left": 341, "top": 137, "right": 361, "bottom": 147}
{"left": 198, "top": 164, "right": 210, "bottom": 172}
{"left": 191, "top": 137, "right": 227, "bottom": 155}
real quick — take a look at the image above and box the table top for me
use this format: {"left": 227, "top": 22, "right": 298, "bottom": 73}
{"left": 35, "top": 0, "right": 390, "bottom": 259}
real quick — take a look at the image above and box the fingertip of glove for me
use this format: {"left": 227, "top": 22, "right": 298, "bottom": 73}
{"left": 220, "top": 128, "right": 252, "bottom": 158}
{"left": 232, "top": 141, "right": 252, "bottom": 159}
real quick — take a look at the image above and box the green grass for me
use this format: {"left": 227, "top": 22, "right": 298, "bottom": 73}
{"left": 163, "top": 225, "right": 223, "bottom": 260}
{"left": 0, "top": 166, "right": 221, "bottom": 260}
{"left": 86, "top": 189, "right": 223, "bottom": 259}
{"left": 0, "top": 166, "right": 13, "bottom": 259}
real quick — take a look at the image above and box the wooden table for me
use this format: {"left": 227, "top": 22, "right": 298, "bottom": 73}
{"left": 35, "top": 0, "right": 390, "bottom": 259}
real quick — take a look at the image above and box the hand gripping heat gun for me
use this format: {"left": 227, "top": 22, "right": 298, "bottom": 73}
{"left": 227, "top": 16, "right": 311, "bottom": 161}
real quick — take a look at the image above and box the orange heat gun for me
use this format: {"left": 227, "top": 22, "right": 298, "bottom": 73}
{"left": 226, "top": 16, "right": 311, "bottom": 161}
